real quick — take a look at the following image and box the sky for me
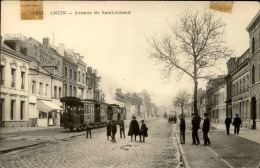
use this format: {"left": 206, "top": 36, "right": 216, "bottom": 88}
{"left": 1, "top": 1, "right": 259, "bottom": 106}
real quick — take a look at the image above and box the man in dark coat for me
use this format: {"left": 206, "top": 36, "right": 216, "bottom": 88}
{"left": 179, "top": 114, "right": 186, "bottom": 144}
{"left": 128, "top": 116, "right": 140, "bottom": 142}
{"left": 202, "top": 113, "right": 211, "bottom": 146}
{"left": 191, "top": 113, "right": 200, "bottom": 145}
{"left": 232, "top": 114, "right": 242, "bottom": 134}
{"left": 111, "top": 120, "right": 117, "bottom": 143}
{"left": 140, "top": 120, "right": 148, "bottom": 143}
{"left": 120, "top": 119, "right": 125, "bottom": 138}
{"left": 106, "top": 120, "right": 111, "bottom": 140}
{"left": 224, "top": 115, "right": 232, "bottom": 135}
{"left": 86, "top": 117, "right": 92, "bottom": 138}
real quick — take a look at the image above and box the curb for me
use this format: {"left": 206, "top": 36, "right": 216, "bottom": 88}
{"left": 174, "top": 128, "right": 191, "bottom": 168}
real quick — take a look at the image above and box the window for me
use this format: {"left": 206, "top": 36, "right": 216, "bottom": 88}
{"left": 70, "top": 69, "right": 72, "bottom": 79}
{"left": 0, "top": 65, "right": 4, "bottom": 85}
{"left": 32, "top": 81, "right": 36, "bottom": 94}
{"left": 54, "top": 86, "right": 57, "bottom": 98}
{"left": 39, "top": 111, "right": 47, "bottom": 119}
{"left": 74, "top": 86, "right": 77, "bottom": 97}
{"left": 65, "top": 67, "right": 67, "bottom": 77}
{"left": 74, "top": 71, "right": 76, "bottom": 80}
{"left": 45, "top": 84, "right": 49, "bottom": 96}
{"left": 64, "top": 83, "right": 67, "bottom": 96}
{"left": 39, "top": 83, "right": 43, "bottom": 95}
{"left": 252, "top": 64, "right": 255, "bottom": 84}
{"left": 252, "top": 37, "right": 255, "bottom": 54}
{"left": 70, "top": 85, "right": 72, "bottom": 96}
{"left": 59, "top": 87, "right": 62, "bottom": 98}
{"left": 11, "top": 100, "right": 15, "bottom": 120}
{"left": 11, "top": 69, "right": 16, "bottom": 87}
{"left": 20, "top": 101, "right": 25, "bottom": 120}
{"left": 78, "top": 71, "right": 80, "bottom": 82}
{"left": 21, "top": 72, "right": 25, "bottom": 89}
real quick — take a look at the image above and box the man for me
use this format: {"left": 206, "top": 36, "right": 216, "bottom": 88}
{"left": 202, "top": 113, "right": 211, "bottom": 146}
{"left": 140, "top": 120, "right": 148, "bottom": 143}
{"left": 128, "top": 116, "right": 141, "bottom": 142}
{"left": 111, "top": 120, "right": 117, "bottom": 143}
{"left": 179, "top": 114, "right": 186, "bottom": 144}
{"left": 86, "top": 117, "right": 92, "bottom": 138}
{"left": 120, "top": 119, "right": 125, "bottom": 138}
{"left": 232, "top": 114, "right": 242, "bottom": 134}
{"left": 106, "top": 120, "right": 111, "bottom": 140}
{"left": 191, "top": 113, "right": 200, "bottom": 145}
{"left": 224, "top": 115, "right": 232, "bottom": 135}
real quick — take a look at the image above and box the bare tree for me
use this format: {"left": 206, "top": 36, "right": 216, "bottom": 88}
{"left": 147, "top": 9, "right": 232, "bottom": 115}
{"left": 173, "top": 89, "right": 191, "bottom": 116}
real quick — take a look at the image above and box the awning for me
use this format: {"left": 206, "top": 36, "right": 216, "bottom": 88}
{"left": 38, "top": 100, "right": 62, "bottom": 112}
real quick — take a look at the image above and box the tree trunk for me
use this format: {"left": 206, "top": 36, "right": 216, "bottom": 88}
{"left": 181, "top": 104, "right": 184, "bottom": 116}
{"left": 193, "top": 80, "right": 198, "bottom": 116}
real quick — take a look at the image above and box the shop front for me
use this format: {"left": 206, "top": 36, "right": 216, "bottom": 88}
{"left": 37, "top": 100, "right": 62, "bottom": 126}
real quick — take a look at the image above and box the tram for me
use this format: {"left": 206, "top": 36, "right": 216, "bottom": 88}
{"left": 60, "top": 97, "right": 127, "bottom": 131}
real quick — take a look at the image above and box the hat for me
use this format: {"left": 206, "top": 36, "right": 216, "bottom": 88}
{"left": 141, "top": 120, "right": 144, "bottom": 122}
{"left": 204, "top": 113, "right": 208, "bottom": 116}
{"left": 132, "top": 116, "right": 136, "bottom": 119}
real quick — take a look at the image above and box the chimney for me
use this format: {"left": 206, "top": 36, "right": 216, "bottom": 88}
{"left": 87, "top": 67, "right": 92, "bottom": 74}
{"left": 58, "top": 43, "right": 65, "bottom": 56}
{"left": 43, "top": 37, "right": 50, "bottom": 47}
{"left": 74, "top": 53, "right": 80, "bottom": 60}
{"left": 116, "top": 89, "right": 121, "bottom": 93}
{"left": 93, "top": 69, "right": 97, "bottom": 75}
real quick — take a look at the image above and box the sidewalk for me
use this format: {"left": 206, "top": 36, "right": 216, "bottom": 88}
{"left": 175, "top": 120, "right": 260, "bottom": 168}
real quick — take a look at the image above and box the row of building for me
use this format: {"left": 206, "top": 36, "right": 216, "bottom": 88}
{"left": 197, "top": 11, "right": 260, "bottom": 130}
{"left": 0, "top": 34, "right": 157, "bottom": 128}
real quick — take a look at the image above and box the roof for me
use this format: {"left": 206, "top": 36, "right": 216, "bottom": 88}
{"left": 246, "top": 10, "right": 260, "bottom": 31}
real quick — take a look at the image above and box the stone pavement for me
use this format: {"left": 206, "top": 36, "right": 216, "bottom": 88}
{"left": 0, "top": 118, "right": 181, "bottom": 168}
{"left": 174, "top": 118, "right": 260, "bottom": 168}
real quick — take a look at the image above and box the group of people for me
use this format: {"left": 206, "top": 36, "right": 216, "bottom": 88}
{"left": 179, "top": 113, "right": 242, "bottom": 146}
{"left": 105, "top": 116, "right": 148, "bottom": 143}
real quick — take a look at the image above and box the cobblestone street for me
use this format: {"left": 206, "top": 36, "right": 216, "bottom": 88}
{"left": 0, "top": 119, "right": 181, "bottom": 168}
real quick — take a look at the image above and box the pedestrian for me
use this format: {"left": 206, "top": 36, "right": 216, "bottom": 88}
{"left": 179, "top": 114, "right": 186, "bottom": 144}
{"left": 202, "top": 113, "right": 211, "bottom": 146}
{"left": 232, "top": 114, "right": 242, "bottom": 134}
{"left": 106, "top": 120, "right": 111, "bottom": 140}
{"left": 86, "top": 117, "right": 92, "bottom": 138}
{"left": 224, "top": 115, "right": 232, "bottom": 135}
{"left": 128, "top": 116, "right": 141, "bottom": 142}
{"left": 111, "top": 120, "right": 117, "bottom": 143}
{"left": 191, "top": 113, "right": 200, "bottom": 145}
{"left": 140, "top": 120, "right": 148, "bottom": 143}
{"left": 120, "top": 119, "right": 125, "bottom": 138}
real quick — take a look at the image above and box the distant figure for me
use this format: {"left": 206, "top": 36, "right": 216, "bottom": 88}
{"left": 120, "top": 119, "right": 125, "bottom": 138}
{"left": 140, "top": 120, "right": 148, "bottom": 143}
{"left": 232, "top": 114, "right": 242, "bottom": 134}
{"left": 111, "top": 120, "right": 117, "bottom": 143}
{"left": 179, "top": 114, "right": 186, "bottom": 144}
{"left": 224, "top": 115, "right": 232, "bottom": 135}
{"left": 128, "top": 116, "right": 141, "bottom": 142}
{"left": 86, "top": 117, "right": 92, "bottom": 138}
{"left": 164, "top": 113, "right": 167, "bottom": 119}
{"left": 106, "top": 120, "right": 111, "bottom": 140}
{"left": 173, "top": 115, "right": 177, "bottom": 123}
{"left": 191, "top": 113, "right": 200, "bottom": 145}
{"left": 202, "top": 113, "right": 211, "bottom": 146}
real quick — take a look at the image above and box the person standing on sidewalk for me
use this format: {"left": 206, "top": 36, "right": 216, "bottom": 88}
{"left": 119, "top": 119, "right": 125, "bottom": 138}
{"left": 128, "top": 116, "right": 141, "bottom": 142}
{"left": 179, "top": 114, "right": 186, "bottom": 144}
{"left": 86, "top": 117, "right": 92, "bottom": 138}
{"left": 202, "top": 113, "right": 211, "bottom": 146}
{"left": 191, "top": 113, "right": 200, "bottom": 145}
{"left": 232, "top": 114, "right": 242, "bottom": 134}
{"left": 140, "top": 120, "right": 148, "bottom": 143}
{"left": 111, "top": 120, "right": 117, "bottom": 143}
{"left": 106, "top": 120, "right": 111, "bottom": 140}
{"left": 224, "top": 115, "right": 232, "bottom": 135}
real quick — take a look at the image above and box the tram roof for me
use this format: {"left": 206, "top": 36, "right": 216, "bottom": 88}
{"left": 60, "top": 97, "right": 82, "bottom": 104}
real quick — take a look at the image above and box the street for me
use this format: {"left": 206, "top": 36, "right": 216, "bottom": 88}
{"left": 0, "top": 119, "right": 182, "bottom": 168}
